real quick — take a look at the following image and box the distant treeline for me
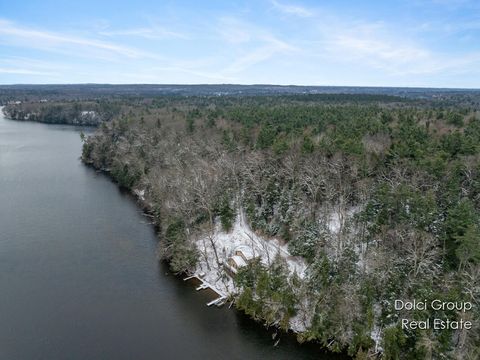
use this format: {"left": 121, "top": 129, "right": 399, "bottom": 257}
{"left": 3, "top": 101, "right": 121, "bottom": 126}
{"left": 1, "top": 83, "right": 480, "bottom": 106}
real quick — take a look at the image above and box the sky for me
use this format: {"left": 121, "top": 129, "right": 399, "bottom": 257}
{"left": 0, "top": 0, "right": 479, "bottom": 87}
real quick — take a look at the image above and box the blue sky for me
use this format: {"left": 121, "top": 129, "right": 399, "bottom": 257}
{"left": 0, "top": 0, "right": 479, "bottom": 87}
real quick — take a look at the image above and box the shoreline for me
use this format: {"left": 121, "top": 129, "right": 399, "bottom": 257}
{"left": 83, "top": 162, "right": 333, "bottom": 349}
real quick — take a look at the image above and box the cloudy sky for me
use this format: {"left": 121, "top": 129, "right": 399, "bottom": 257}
{"left": 0, "top": 0, "right": 479, "bottom": 87}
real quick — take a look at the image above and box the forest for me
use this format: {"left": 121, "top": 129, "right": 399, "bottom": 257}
{"left": 5, "top": 90, "right": 479, "bottom": 359}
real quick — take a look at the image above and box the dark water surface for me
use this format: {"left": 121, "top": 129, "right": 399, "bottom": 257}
{"left": 0, "top": 111, "right": 345, "bottom": 360}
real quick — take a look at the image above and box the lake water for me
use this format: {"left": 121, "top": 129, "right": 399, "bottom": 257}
{"left": 0, "top": 110, "right": 345, "bottom": 359}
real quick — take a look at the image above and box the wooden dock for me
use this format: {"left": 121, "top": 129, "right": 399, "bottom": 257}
{"left": 183, "top": 274, "right": 227, "bottom": 307}
{"left": 206, "top": 296, "right": 227, "bottom": 307}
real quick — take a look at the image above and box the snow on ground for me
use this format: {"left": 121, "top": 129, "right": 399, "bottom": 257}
{"left": 371, "top": 325, "right": 383, "bottom": 353}
{"left": 193, "top": 211, "right": 307, "bottom": 290}
{"left": 192, "top": 211, "right": 309, "bottom": 331}
{"left": 326, "top": 205, "right": 361, "bottom": 235}
{"left": 289, "top": 296, "right": 314, "bottom": 333}
{"left": 327, "top": 211, "right": 343, "bottom": 233}
{"left": 81, "top": 110, "right": 96, "bottom": 116}
{"left": 133, "top": 188, "right": 145, "bottom": 201}
{"left": 191, "top": 204, "right": 387, "bottom": 340}
{"left": 191, "top": 205, "right": 377, "bottom": 335}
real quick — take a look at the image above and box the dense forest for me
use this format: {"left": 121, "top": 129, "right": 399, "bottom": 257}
{"left": 4, "top": 89, "right": 479, "bottom": 359}
{"left": 3, "top": 101, "right": 121, "bottom": 126}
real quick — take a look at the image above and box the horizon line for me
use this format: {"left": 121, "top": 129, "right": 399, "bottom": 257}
{"left": 0, "top": 83, "right": 479, "bottom": 91}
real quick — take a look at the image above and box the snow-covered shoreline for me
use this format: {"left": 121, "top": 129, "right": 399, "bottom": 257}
{"left": 191, "top": 211, "right": 310, "bottom": 332}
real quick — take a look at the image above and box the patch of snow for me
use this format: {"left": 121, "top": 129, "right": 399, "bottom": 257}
{"left": 354, "top": 242, "right": 369, "bottom": 271}
{"left": 81, "top": 110, "right": 96, "bottom": 116}
{"left": 289, "top": 297, "right": 314, "bottom": 333}
{"left": 289, "top": 314, "right": 308, "bottom": 333}
{"left": 370, "top": 303, "right": 383, "bottom": 352}
{"left": 328, "top": 211, "right": 342, "bottom": 233}
{"left": 133, "top": 188, "right": 145, "bottom": 201}
{"left": 371, "top": 325, "right": 383, "bottom": 353}
{"left": 326, "top": 205, "right": 361, "bottom": 235}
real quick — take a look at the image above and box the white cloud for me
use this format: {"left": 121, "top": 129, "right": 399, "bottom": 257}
{"left": 0, "top": 19, "right": 161, "bottom": 60}
{"left": 327, "top": 26, "right": 429, "bottom": 68}
{"left": 99, "top": 26, "right": 189, "bottom": 40}
{"left": 218, "top": 19, "right": 252, "bottom": 44}
{"left": 270, "top": 0, "right": 313, "bottom": 17}
{"left": 222, "top": 43, "right": 290, "bottom": 75}
{"left": 300, "top": 15, "right": 480, "bottom": 77}
{"left": 0, "top": 57, "right": 69, "bottom": 78}
{"left": 0, "top": 67, "right": 59, "bottom": 76}
{"left": 216, "top": 17, "right": 297, "bottom": 75}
